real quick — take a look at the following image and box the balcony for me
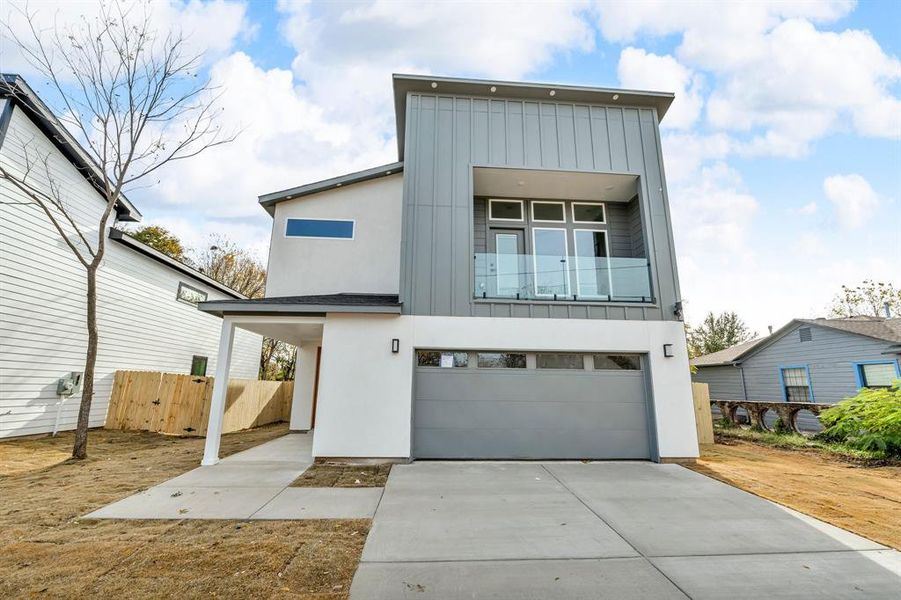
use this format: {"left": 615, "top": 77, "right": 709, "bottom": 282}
{"left": 474, "top": 252, "right": 653, "bottom": 303}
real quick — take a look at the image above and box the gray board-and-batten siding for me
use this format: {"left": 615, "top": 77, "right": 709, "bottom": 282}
{"left": 398, "top": 93, "right": 681, "bottom": 321}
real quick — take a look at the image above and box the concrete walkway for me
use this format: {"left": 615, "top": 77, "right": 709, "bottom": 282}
{"left": 350, "top": 462, "right": 901, "bottom": 599}
{"left": 85, "top": 433, "right": 382, "bottom": 520}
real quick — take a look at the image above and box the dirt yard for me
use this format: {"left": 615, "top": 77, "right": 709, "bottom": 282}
{"left": 291, "top": 464, "right": 392, "bottom": 488}
{"left": 689, "top": 438, "right": 901, "bottom": 550}
{"left": 0, "top": 425, "right": 368, "bottom": 599}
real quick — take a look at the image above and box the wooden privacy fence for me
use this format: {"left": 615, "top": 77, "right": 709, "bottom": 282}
{"left": 692, "top": 382, "right": 715, "bottom": 446}
{"left": 105, "top": 370, "right": 294, "bottom": 436}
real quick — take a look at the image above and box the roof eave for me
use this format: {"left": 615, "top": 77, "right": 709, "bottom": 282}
{"left": 392, "top": 73, "right": 676, "bottom": 160}
{"left": 257, "top": 162, "right": 404, "bottom": 216}
{"left": 1, "top": 74, "right": 141, "bottom": 222}
{"left": 108, "top": 228, "right": 245, "bottom": 299}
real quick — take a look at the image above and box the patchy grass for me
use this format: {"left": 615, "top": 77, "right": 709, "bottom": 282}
{"left": 690, "top": 438, "right": 901, "bottom": 550}
{"left": 0, "top": 425, "right": 369, "bottom": 599}
{"left": 292, "top": 463, "right": 392, "bottom": 488}
{"left": 714, "top": 424, "right": 896, "bottom": 465}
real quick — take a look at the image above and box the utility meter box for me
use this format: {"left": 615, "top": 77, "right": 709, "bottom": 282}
{"left": 56, "top": 372, "right": 83, "bottom": 397}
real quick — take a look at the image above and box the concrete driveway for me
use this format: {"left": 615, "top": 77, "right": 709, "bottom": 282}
{"left": 350, "top": 462, "right": 901, "bottom": 599}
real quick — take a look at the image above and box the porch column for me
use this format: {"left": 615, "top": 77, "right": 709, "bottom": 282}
{"left": 289, "top": 342, "right": 320, "bottom": 431}
{"left": 202, "top": 318, "right": 236, "bottom": 466}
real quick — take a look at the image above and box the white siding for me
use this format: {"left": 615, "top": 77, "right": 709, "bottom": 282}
{"left": 0, "top": 104, "right": 262, "bottom": 438}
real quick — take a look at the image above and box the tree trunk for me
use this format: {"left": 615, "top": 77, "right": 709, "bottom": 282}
{"left": 72, "top": 265, "right": 99, "bottom": 459}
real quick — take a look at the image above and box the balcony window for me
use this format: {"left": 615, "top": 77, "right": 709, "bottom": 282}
{"left": 572, "top": 202, "right": 606, "bottom": 224}
{"left": 573, "top": 230, "right": 611, "bottom": 299}
{"left": 489, "top": 199, "right": 524, "bottom": 221}
{"left": 531, "top": 201, "right": 566, "bottom": 222}
{"left": 532, "top": 228, "right": 570, "bottom": 296}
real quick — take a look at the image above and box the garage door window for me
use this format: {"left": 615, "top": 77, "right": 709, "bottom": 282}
{"left": 537, "top": 353, "right": 584, "bottom": 369}
{"left": 477, "top": 352, "right": 526, "bottom": 369}
{"left": 417, "top": 351, "right": 469, "bottom": 368}
{"left": 593, "top": 354, "right": 641, "bottom": 370}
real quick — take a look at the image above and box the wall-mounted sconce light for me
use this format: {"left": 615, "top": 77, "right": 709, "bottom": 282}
{"left": 391, "top": 338, "right": 400, "bottom": 353}
{"left": 663, "top": 343, "right": 674, "bottom": 358}
{"left": 673, "top": 301, "right": 684, "bottom": 321}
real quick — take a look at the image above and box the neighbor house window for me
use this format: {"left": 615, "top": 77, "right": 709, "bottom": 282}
{"left": 190, "top": 355, "right": 208, "bottom": 377}
{"left": 536, "top": 353, "right": 584, "bottom": 369}
{"left": 488, "top": 199, "right": 524, "bottom": 221}
{"left": 417, "top": 351, "right": 469, "bottom": 368}
{"left": 571, "top": 202, "right": 606, "bottom": 224}
{"left": 285, "top": 218, "right": 354, "bottom": 239}
{"left": 593, "top": 354, "right": 642, "bottom": 370}
{"left": 176, "top": 282, "right": 208, "bottom": 306}
{"left": 531, "top": 201, "right": 566, "bottom": 222}
{"left": 477, "top": 352, "right": 527, "bottom": 368}
{"left": 857, "top": 362, "right": 898, "bottom": 389}
{"left": 781, "top": 366, "right": 812, "bottom": 402}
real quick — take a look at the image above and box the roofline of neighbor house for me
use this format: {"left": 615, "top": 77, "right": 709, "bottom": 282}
{"left": 694, "top": 317, "right": 901, "bottom": 368}
{"left": 108, "top": 228, "right": 246, "bottom": 299}
{"left": 0, "top": 74, "right": 141, "bottom": 222}
{"left": 392, "top": 73, "right": 676, "bottom": 160}
{"left": 258, "top": 162, "right": 404, "bottom": 215}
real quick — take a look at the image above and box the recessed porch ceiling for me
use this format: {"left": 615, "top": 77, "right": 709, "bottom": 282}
{"left": 473, "top": 167, "right": 638, "bottom": 203}
{"left": 234, "top": 319, "right": 324, "bottom": 346}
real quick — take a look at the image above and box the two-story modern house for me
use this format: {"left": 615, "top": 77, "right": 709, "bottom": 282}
{"left": 198, "top": 74, "right": 698, "bottom": 465}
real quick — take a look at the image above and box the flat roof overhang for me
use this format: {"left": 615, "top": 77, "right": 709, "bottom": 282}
{"left": 393, "top": 74, "right": 675, "bottom": 160}
{"left": 198, "top": 294, "right": 402, "bottom": 318}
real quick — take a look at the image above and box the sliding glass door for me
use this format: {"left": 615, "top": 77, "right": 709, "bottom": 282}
{"left": 532, "top": 228, "right": 569, "bottom": 297}
{"left": 573, "top": 229, "right": 611, "bottom": 299}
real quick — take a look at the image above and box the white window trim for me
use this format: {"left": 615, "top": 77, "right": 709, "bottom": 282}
{"left": 531, "top": 227, "right": 571, "bottom": 297}
{"left": 573, "top": 229, "right": 613, "bottom": 300}
{"left": 176, "top": 281, "right": 208, "bottom": 306}
{"left": 530, "top": 200, "right": 567, "bottom": 223}
{"left": 571, "top": 201, "right": 606, "bottom": 225}
{"left": 284, "top": 217, "right": 356, "bottom": 240}
{"left": 488, "top": 198, "right": 525, "bottom": 222}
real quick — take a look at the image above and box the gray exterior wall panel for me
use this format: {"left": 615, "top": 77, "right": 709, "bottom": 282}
{"left": 400, "top": 93, "right": 680, "bottom": 320}
{"left": 740, "top": 323, "right": 895, "bottom": 404}
{"left": 693, "top": 365, "right": 745, "bottom": 401}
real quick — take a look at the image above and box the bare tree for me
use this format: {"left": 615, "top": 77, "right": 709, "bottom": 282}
{"left": 0, "top": 2, "right": 233, "bottom": 458}
{"left": 829, "top": 280, "right": 901, "bottom": 318}
{"left": 193, "top": 235, "right": 267, "bottom": 300}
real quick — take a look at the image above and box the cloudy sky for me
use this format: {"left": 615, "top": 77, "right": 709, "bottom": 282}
{"left": 3, "top": 0, "right": 899, "bottom": 333}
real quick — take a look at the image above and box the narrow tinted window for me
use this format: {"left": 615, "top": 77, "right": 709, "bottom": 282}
{"left": 190, "top": 355, "right": 208, "bottom": 376}
{"left": 537, "top": 353, "right": 584, "bottom": 369}
{"left": 477, "top": 352, "right": 527, "bottom": 368}
{"left": 286, "top": 218, "right": 354, "bottom": 239}
{"left": 593, "top": 354, "right": 641, "bottom": 370}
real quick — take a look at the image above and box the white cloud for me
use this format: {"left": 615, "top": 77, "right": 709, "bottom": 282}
{"left": 617, "top": 48, "right": 703, "bottom": 129}
{"left": 823, "top": 173, "right": 881, "bottom": 229}
{"left": 594, "top": 1, "right": 901, "bottom": 157}
{"left": 669, "top": 162, "right": 759, "bottom": 256}
{"left": 0, "top": 0, "right": 251, "bottom": 76}
{"left": 793, "top": 232, "right": 826, "bottom": 256}
{"left": 796, "top": 201, "right": 818, "bottom": 215}
{"left": 660, "top": 132, "right": 732, "bottom": 184}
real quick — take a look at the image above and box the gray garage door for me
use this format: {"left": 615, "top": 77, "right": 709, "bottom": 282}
{"left": 413, "top": 351, "right": 653, "bottom": 460}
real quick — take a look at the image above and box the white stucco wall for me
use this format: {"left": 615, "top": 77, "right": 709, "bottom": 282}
{"left": 312, "top": 314, "right": 698, "bottom": 459}
{"left": 265, "top": 174, "right": 403, "bottom": 297}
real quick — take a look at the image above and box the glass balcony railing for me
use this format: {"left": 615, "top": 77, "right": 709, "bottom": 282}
{"left": 474, "top": 253, "right": 653, "bottom": 303}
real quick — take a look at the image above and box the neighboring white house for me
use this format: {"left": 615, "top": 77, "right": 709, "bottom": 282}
{"left": 197, "top": 74, "right": 698, "bottom": 466}
{"left": 0, "top": 75, "right": 262, "bottom": 439}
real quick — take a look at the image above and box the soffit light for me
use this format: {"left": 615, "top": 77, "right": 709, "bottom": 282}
{"left": 612, "top": 94, "right": 619, "bottom": 100}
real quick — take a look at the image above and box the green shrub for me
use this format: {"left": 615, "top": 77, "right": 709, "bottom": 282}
{"left": 818, "top": 382, "right": 901, "bottom": 457}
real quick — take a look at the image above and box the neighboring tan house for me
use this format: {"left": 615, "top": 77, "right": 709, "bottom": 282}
{"left": 0, "top": 75, "right": 262, "bottom": 438}
{"left": 197, "top": 74, "right": 698, "bottom": 465}
{"left": 692, "top": 316, "right": 901, "bottom": 405}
